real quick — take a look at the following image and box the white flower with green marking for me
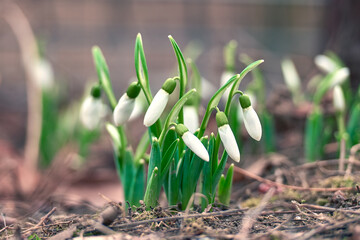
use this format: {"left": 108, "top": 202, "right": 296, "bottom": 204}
{"left": 144, "top": 78, "right": 176, "bottom": 127}
{"left": 216, "top": 111, "right": 240, "bottom": 162}
{"left": 175, "top": 124, "right": 209, "bottom": 162}
{"left": 114, "top": 82, "right": 140, "bottom": 126}
{"left": 315, "top": 55, "right": 337, "bottom": 73}
{"left": 329, "top": 68, "right": 350, "bottom": 88}
{"left": 184, "top": 105, "right": 199, "bottom": 133}
{"left": 80, "top": 85, "right": 106, "bottom": 130}
{"left": 32, "top": 58, "right": 55, "bottom": 90}
{"left": 239, "top": 94, "right": 262, "bottom": 141}
{"left": 333, "top": 85, "right": 345, "bottom": 113}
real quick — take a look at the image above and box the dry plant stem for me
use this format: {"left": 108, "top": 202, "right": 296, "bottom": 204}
{"left": 233, "top": 166, "right": 355, "bottom": 192}
{"left": 23, "top": 207, "right": 56, "bottom": 237}
{"left": 293, "top": 202, "right": 360, "bottom": 215}
{"left": 297, "top": 216, "right": 360, "bottom": 240}
{"left": 346, "top": 144, "right": 360, "bottom": 177}
{"left": 339, "top": 138, "right": 346, "bottom": 172}
{"left": 236, "top": 188, "right": 275, "bottom": 240}
{"left": 2, "top": 2, "right": 41, "bottom": 172}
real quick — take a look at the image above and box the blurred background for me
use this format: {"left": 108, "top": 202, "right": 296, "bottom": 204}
{"left": 0, "top": 0, "right": 359, "bottom": 149}
{"left": 0, "top": 0, "right": 359, "bottom": 206}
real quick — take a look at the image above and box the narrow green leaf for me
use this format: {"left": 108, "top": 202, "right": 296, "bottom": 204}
{"left": 188, "top": 58, "right": 202, "bottom": 107}
{"left": 305, "top": 109, "right": 324, "bottom": 162}
{"left": 129, "top": 161, "right": 145, "bottom": 207}
{"left": 91, "top": 46, "right": 117, "bottom": 109}
{"left": 158, "top": 89, "right": 198, "bottom": 144}
{"left": 123, "top": 149, "right": 135, "bottom": 204}
{"left": 261, "top": 111, "right": 276, "bottom": 153}
{"left": 134, "top": 33, "right": 152, "bottom": 104}
{"left": 212, "top": 151, "right": 228, "bottom": 194}
{"left": 218, "top": 164, "right": 234, "bottom": 206}
{"left": 168, "top": 36, "right": 187, "bottom": 98}
{"left": 347, "top": 103, "right": 360, "bottom": 147}
{"left": 161, "top": 139, "right": 179, "bottom": 177}
{"left": 106, "top": 123, "right": 121, "bottom": 150}
{"left": 144, "top": 167, "right": 160, "bottom": 208}
{"left": 147, "top": 138, "right": 161, "bottom": 183}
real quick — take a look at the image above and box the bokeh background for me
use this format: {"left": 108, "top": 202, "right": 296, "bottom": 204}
{"left": 0, "top": 0, "right": 359, "bottom": 207}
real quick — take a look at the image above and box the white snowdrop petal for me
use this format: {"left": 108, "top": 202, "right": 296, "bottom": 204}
{"left": 32, "top": 59, "right": 55, "bottom": 90}
{"left": 113, "top": 94, "right": 135, "bottom": 126}
{"left": 143, "top": 89, "right": 169, "bottom": 127}
{"left": 281, "top": 59, "right": 301, "bottom": 92}
{"left": 314, "top": 55, "right": 337, "bottom": 73}
{"left": 329, "top": 68, "right": 350, "bottom": 88}
{"left": 183, "top": 106, "right": 199, "bottom": 133}
{"left": 80, "top": 97, "right": 103, "bottom": 130}
{"left": 242, "top": 106, "right": 262, "bottom": 141}
{"left": 182, "top": 132, "right": 209, "bottom": 162}
{"left": 333, "top": 85, "right": 345, "bottom": 112}
{"left": 218, "top": 124, "right": 240, "bottom": 162}
{"left": 221, "top": 71, "right": 235, "bottom": 101}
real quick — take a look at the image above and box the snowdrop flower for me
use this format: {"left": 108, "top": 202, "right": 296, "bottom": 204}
{"left": 333, "top": 85, "right": 345, "bottom": 113}
{"left": 221, "top": 71, "right": 235, "bottom": 101}
{"left": 31, "top": 58, "right": 55, "bottom": 90}
{"left": 80, "top": 85, "right": 105, "bottom": 130}
{"left": 175, "top": 124, "right": 209, "bottom": 162}
{"left": 329, "top": 67, "right": 350, "bottom": 89}
{"left": 239, "top": 94, "right": 262, "bottom": 141}
{"left": 144, "top": 78, "right": 176, "bottom": 127}
{"left": 281, "top": 58, "right": 301, "bottom": 93}
{"left": 183, "top": 103, "right": 199, "bottom": 133}
{"left": 216, "top": 111, "right": 240, "bottom": 162}
{"left": 113, "top": 82, "right": 141, "bottom": 126}
{"left": 315, "top": 55, "right": 337, "bottom": 73}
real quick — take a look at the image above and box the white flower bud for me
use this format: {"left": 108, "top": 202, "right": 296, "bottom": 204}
{"left": 218, "top": 124, "right": 240, "bottom": 162}
{"left": 314, "top": 55, "right": 337, "bottom": 73}
{"left": 183, "top": 105, "right": 199, "bottom": 133}
{"left": 143, "top": 89, "right": 169, "bottom": 127}
{"left": 242, "top": 106, "right": 262, "bottom": 141}
{"left": 31, "top": 59, "right": 54, "bottom": 90}
{"left": 182, "top": 131, "right": 209, "bottom": 162}
{"left": 80, "top": 96, "right": 105, "bottom": 130}
{"left": 329, "top": 67, "right": 350, "bottom": 88}
{"left": 333, "top": 85, "right": 345, "bottom": 113}
{"left": 281, "top": 58, "right": 301, "bottom": 92}
{"left": 113, "top": 93, "right": 135, "bottom": 126}
{"left": 221, "top": 71, "right": 235, "bottom": 101}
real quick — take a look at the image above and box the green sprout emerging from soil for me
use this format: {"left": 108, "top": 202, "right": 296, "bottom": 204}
{"left": 83, "top": 34, "right": 264, "bottom": 210}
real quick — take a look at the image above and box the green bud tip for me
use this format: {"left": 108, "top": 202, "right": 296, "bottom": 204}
{"left": 126, "top": 82, "right": 141, "bottom": 98}
{"left": 162, "top": 78, "right": 177, "bottom": 94}
{"left": 216, "top": 111, "right": 229, "bottom": 127}
{"left": 91, "top": 85, "right": 101, "bottom": 98}
{"left": 175, "top": 124, "right": 189, "bottom": 136}
{"left": 239, "top": 94, "right": 251, "bottom": 109}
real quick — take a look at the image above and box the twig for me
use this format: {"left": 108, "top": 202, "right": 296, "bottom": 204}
{"left": 293, "top": 202, "right": 360, "bottom": 215}
{"left": 253, "top": 214, "right": 294, "bottom": 239}
{"left": 236, "top": 188, "right": 275, "bottom": 240}
{"left": 346, "top": 144, "right": 360, "bottom": 177}
{"left": 23, "top": 207, "right": 57, "bottom": 236}
{"left": 298, "top": 216, "right": 360, "bottom": 240}
{"left": 233, "top": 166, "right": 355, "bottom": 192}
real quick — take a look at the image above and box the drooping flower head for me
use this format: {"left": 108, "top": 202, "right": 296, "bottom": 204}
{"left": 239, "top": 94, "right": 262, "bottom": 141}
{"left": 216, "top": 111, "right": 240, "bottom": 162}
{"left": 143, "top": 77, "right": 176, "bottom": 127}
{"left": 114, "top": 82, "right": 141, "bottom": 126}
{"left": 175, "top": 124, "right": 209, "bottom": 162}
{"left": 333, "top": 85, "right": 345, "bottom": 114}
{"left": 80, "top": 84, "right": 107, "bottom": 130}
{"left": 314, "top": 55, "right": 337, "bottom": 73}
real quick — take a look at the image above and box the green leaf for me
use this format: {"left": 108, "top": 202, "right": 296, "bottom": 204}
{"left": 347, "top": 103, "right": 360, "bottom": 147}
{"left": 212, "top": 151, "right": 228, "bottom": 194}
{"left": 188, "top": 58, "right": 202, "bottom": 107}
{"left": 135, "top": 33, "right": 152, "bottom": 104}
{"left": 305, "top": 109, "right": 324, "bottom": 162}
{"left": 261, "top": 111, "right": 276, "bottom": 153}
{"left": 123, "top": 149, "right": 135, "bottom": 203}
{"left": 161, "top": 139, "right": 179, "bottom": 177}
{"left": 144, "top": 167, "right": 160, "bottom": 208}
{"left": 106, "top": 123, "right": 122, "bottom": 150}
{"left": 168, "top": 36, "right": 187, "bottom": 98}
{"left": 225, "top": 59, "right": 265, "bottom": 115}
{"left": 147, "top": 138, "right": 161, "bottom": 183}
{"left": 158, "top": 89, "right": 198, "bottom": 144}
{"left": 92, "top": 46, "right": 117, "bottom": 109}
{"left": 218, "top": 164, "right": 234, "bottom": 206}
